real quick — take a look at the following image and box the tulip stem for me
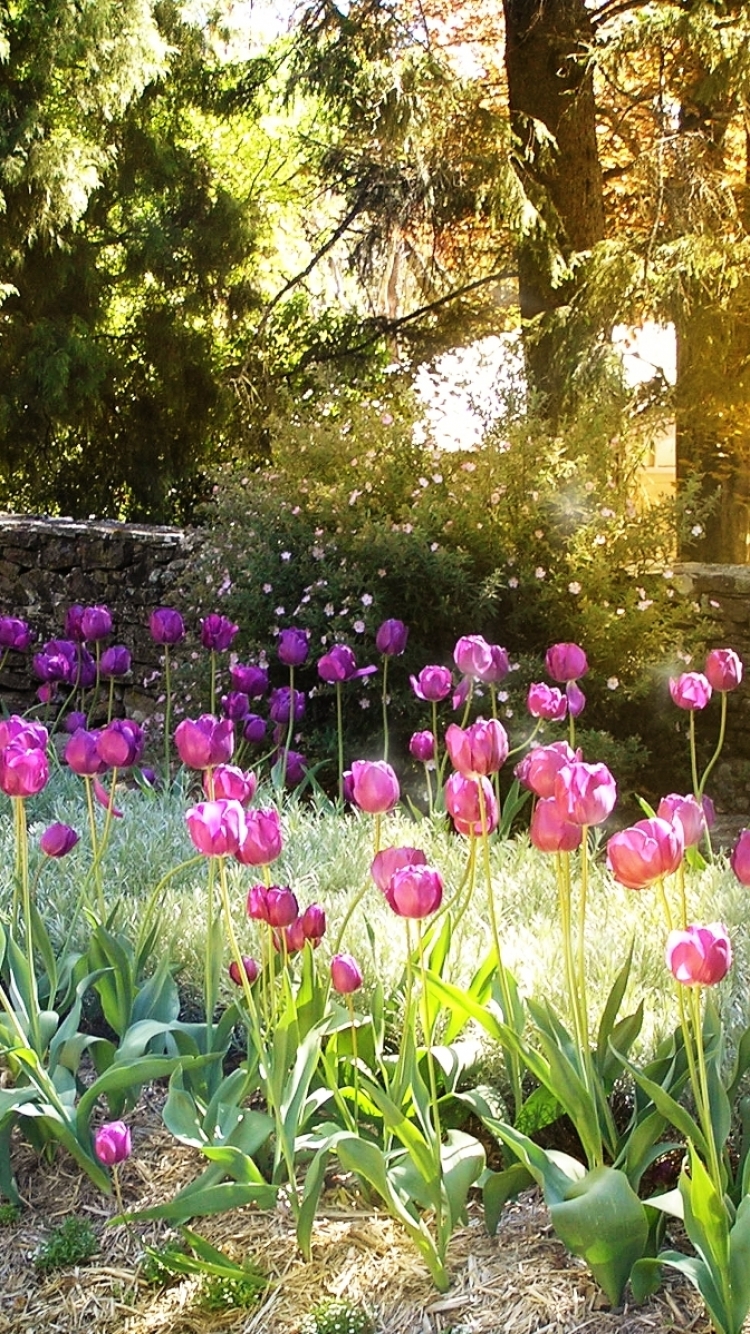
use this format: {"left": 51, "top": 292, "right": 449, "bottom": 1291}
{"left": 417, "top": 920, "right": 445, "bottom": 1244}
{"left": 687, "top": 985, "right": 724, "bottom": 1200}
{"left": 163, "top": 645, "right": 173, "bottom": 784}
{"left": 381, "top": 656, "right": 390, "bottom": 763}
{"left": 478, "top": 786, "right": 522, "bottom": 1117}
{"left": 280, "top": 666, "right": 296, "bottom": 790}
{"left": 336, "top": 681, "right": 345, "bottom": 805}
{"left": 346, "top": 994, "right": 360, "bottom": 1133}
{"left": 689, "top": 712, "right": 700, "bottom": 805}
{"left": 16, "top": 798, "right": 43, "bottom": 1057}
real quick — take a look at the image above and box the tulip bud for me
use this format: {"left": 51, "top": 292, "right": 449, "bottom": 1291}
{"left": 705, "top": 648, "right": 743, "bottom": 693}
{"left": 229, "top": 956, "right": 259, "bottom": 987}
{"left": 409, "top": 730, "right": 435, "bottom": 763}
{"left": 331, "top": 953, "right": 363, "bottom": 994}
{"left": 545, "top": 642, "right": 588, "bottom": 683}
{"left": 94, "top": 1120, "right": 132, "bottom": 1166}
{"left": 149, "top": 607, "right": 185, "bottom": 645}
{"left": 40, "top": 823, "right": 80, "bottom": 858}
{"left": 669, "top": 672, "right": 712, "bottom": 710}
{"left": 350, "top": 759, "right": 400, "bottom": 813}
{"left": 666, "top": 922, "right": 732, "bottom": 987}
{"left": 277, "top": 627, "right": 309, "bottom": 667}
{"left": 200, "top": 613, "right": 238, "bottom": 652}
{"left": 376, "top": 619, "right": 408, "bottom": 656}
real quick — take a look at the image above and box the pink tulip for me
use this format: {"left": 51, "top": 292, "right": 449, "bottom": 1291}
{"left": 301, "top": 903, "right": 326, "bottom": 942}
{"left": 516, "top": 741, "right": 578, "bottom": 799}
{"left": 174, "top": 715, "right": 234, "bottom": 769}
{"left": 409, "top": 730, "right": 435, "bottom": 763}
{"left": 554, "top": 760, "right": 617, "bottom": 827}
{"left": 205, "top": 764, "right": 257, "bottom": 806}
{"left": 384, "top": 864, "right": 443, "bottom": 919}
{"left": 410, "top": 666, "right": 453, "bottom": 702}
{"left": 350, "top": 759, "right": 400, "bottom": 813}
{"left": 229, "top": 956, "right": 259, "bottom": 987}
{"left": 0, "top": 743, "right": 49, "bottom": 797}
{"left": 454, "top": 635, "right": 493, "bottom": 679}
{"left": 94, "top": 1120, "right": 132, "bottom": 1166}
{"left": 0, "top": 716, "right": 48, "bottom": 751}
{"left": 529, "top": 798, "right": 583, "bottom": 853}
{"left": 93, "top": 777, "right": 124, "bottom": 817}
{"left": 657, "top": 793, "right": 706, "bottom": 849}
{"left": 730, "top": 829, "right": 750, "bottom": 885}
{"left": 64, "top": 728, "right": 107, "bottom": 776}
{"left": 476, "top": 644, "right": 510, "bottom": 685}
{"left": 669, "top": 672, "right": 712, "bottom": 711}
{"left": 606, "top": 817, "right": 684, "bottom": 889}
{"left": 666, "top": 922, "right": 732, "bottom": 986}
{"left": 565, "top": 681, "right": 586, "bottom": 717}
{"left": 445, "top": 718, "right": 509, "bottom": 777}
{"left": 235, "top": 808, "right": 283, "bottom": 866}
{"left": 97, "top": 719, "right": 144, "bottom": 769}
{"left": 371, "top": 845, "right": 427, "bottom": 892}
{"left": 266, "top": 886, "right": 299, "bottom": 928}
{"left": 545, "top": 642, "right": 588, "bottom": 683}
{"left": 331, "top": 953, "right": 363, "bottom": 994}
{"left": 185, "top": 799, "right": 245, "bottom": 857}
{"left": 705, "top": 648, "right": 743, "bottom": 693}
{"left": 444, "top": 772, "right": 499, "bottom": 836}
{"left": 527, "top": 682, "right": 568, "bottom": 721}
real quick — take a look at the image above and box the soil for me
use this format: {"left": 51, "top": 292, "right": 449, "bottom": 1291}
{"left": 0, "top": 1088, "right": 722, "bottom": 1334}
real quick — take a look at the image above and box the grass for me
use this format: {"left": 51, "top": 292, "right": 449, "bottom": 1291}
{"left": 5, "top": 765, "right": 749, "bottom": 1069}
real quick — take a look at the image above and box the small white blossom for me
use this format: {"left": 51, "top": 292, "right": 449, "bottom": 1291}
{"left": 568, "top": 581, "right": 582, "bottom": 595}
{"left": 361, "top": 593, "right": 373, "bottom": 606}
{"left": 281, "top": 551, "right": 291, "bottom": 562}
{"left": 353, "top": 619, "right": 366, "bottom": 634}
{"left": 263, "top": 583, "right": 273, "bottom": 594}
{"left": 691, "top": 524, "right": 703, "bottom": 537}
{"left": 535, "top": 567, "right": 546, "bottom": 579}
{"left": 509, "top": 576, "right": 519, "bottom": 589}
{"left": 607, "top": 677, "right": 619, "bottom": 690}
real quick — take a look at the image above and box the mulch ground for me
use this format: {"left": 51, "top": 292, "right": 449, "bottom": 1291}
{"left": 0, "top": 1088, "right": 723, "bottom": 1334}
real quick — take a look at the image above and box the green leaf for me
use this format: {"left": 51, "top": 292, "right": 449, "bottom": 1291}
{"left": 443, "top": 950, "right": 496, "bottom": 1045}
{"left": 617, "top": 1052, "right": 709, "bottom": 1159}
{"left": 550, "top": 1166, "right": 650, "bottom": 1306}
{"left": 441, "top": 1130, "right": 485, "bottom": 1230}
{"left": 728, "top": 1194, "right": 750, "bottom": 1334}
{"left": 481, "top": 1162, "right": 535, "bottom": 1235}
{"left": 681, "top": 1149, "right": 729, "bottom": 1289}
{"left": 132, "top": 1180, "right": 279, "bottom": 1224}
{"left": 596, "top": 941, "right": 634, "bottom": 1070}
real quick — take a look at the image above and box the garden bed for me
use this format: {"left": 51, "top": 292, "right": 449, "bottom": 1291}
{"left": 1, "top": 1091, "right": 714, "bottom": 1334}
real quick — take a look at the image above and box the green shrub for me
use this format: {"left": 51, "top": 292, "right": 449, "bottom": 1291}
{"left": 299, "top": 1297, "right": 376, "bottom": 1334}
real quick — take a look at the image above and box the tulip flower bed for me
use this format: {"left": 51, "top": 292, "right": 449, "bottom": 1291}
{"left": 2, "top": 604, "right": 750, "bottom": 1333}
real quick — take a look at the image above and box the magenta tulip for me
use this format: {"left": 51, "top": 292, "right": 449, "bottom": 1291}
{"left": 200, "top": 613, "right": 238, "bottom": 652}
{"left": 80, "top": 605, "right": 113, "bottom": 642}
{"left": 669, "top": 672, "right": 712, "bottom": 711}
{"left": 350, "top": 759, "right": 400, "bottom": 813}
{"left": 174, "top": 715, "right": 234, "bottom": 769}
{"left": 221, "top": 691, "right": 250, "bottom": 721}
{"left": 545, "top": 642, "right": 588, "bottom": 683}
{"left": 444, "top": 771, "right": 499, "bottom": 836}
{"left": 64, "top": 728, "right": 107, "bottom": 776}
{"left": 476, "top": 644, "right": 510, "bottom": 685}
{"left": 331, "top": 953, "right": 363, "bottom": 994}
{"left": 0, "top": 743, "right": 49, "bottom": 797}
{"left": 40, "top": 823, "right": 80, "bottom": 858}
{"left": 554, "top": 760, "right": 617, "bottom": 827}
{"left": 97, "top": 719, "right": 144, "bottom": 769}
{"left": 606, "top": 817, "right": 684, "bottom": 889}
{"left": 185, "top": 799, "right": 245, "bottom": 857}
{"left": 375, "top": 619, "right": 409, "bottom": 656}
{"left": 93, "top": 776, "right": 123, "bottom": 817}
{"left": 229, "top": 956, "right": 259, "bottom": 987}
{"left": 277, "top": 627, "right": 309, "bottom": 667}
{"left": 269, "top": 686, "right": 306, "bottom": 725}
{"left": 99, "top": 645, "right": 131, "bottom": 678}
{"left": 205, "top": 764, "right": 257, "bottom": 806}
{"left": 527, "top": 682, "right": 568, "bottom": 721}
{"left": 730, "top": 829, "right": 750, "bottom": 885}
{"left": 666, "top": 922, "right": 732, "bottom": 986}
{"left": 445, "top": 718, "right": 509, "bottom": 777}
{"left": 149, "top": 607, "right": 185, "bottom": 645}
{"left": 94, "top": 1120, "right": 132, "bottom": 1166}
{"left": 410, "top": 665, "right": 453, "bottom": 702}
{"left": 266, "top": 886, "right": 299, "bottom": 928}
{"left": 371, "top": 845, "right": 427, "bottom": 892}
{"left": 529, "top": 798, "right": 583, "bottom": 853}
{"left": 230, "top": 663, "right": 269, "bottom": 698}
{"left": 657, "top": 794, "right": 706, "bottom": 849}
{"left": 705, "top": 648, "right": 743, "bottom": 693}
{"left": 409, "top": 730, "right": 435, "bottom": 763}
{"left": 453, "top": 635, "right": 493, "bottom": 679}
{"left": 384, "top": 864, "right": 443, "bottom": 918}
{"left": 566, "top": 681, "right": 586, "bottom": 717}
{"left": 236, "top": 808, "right": 283, "bottom": 865}
{"left": 301, "top": 903, "right": 326, "bottom": 942}
{"left": 0, "top": 616, "right": 33, "bottom": 651}
{"left": 0, "top": 716, "right": 48, "bottom": 750}
{"left": 515, "top": 741, "right": 578, "bottom": 799}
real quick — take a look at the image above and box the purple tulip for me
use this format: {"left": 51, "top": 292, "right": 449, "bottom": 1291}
{"left": 410, "top": 665, "right": 453, "bottom": 702}
{"left": 554, "top": 761, "right": 617, "bottom": 827}
{"left": 666, "top": 923, "right": 732, "bottom": 987}
{"left": 40, "top": 823, "right": 80, "bottom": 858}
{"left": 94, "top": 1120, "right": 132, "bottom": 1166}
{"left": 545, "top": 642, "right": 588, "bottom": 683}
{"left": 243, "top": 713, "right": 267, "bottom": 746}
{"left": 64, "top": 605, "right": 86, "bottom": 642}
{"left": 318, "top": 644, "right": 376, "bottom": 683}
{"left": 606, "top": 817, "right": 684, "bottom": 889}
{"left": 64, "top": 729, "right": 107, "bottom": 777}
{"left": 280, "top": 748, "right": 307, "bottom": 787}
{"left": 529, "top": 798, "right": 582, "bottom": 853}
{"left": 0, "top": 716, "right": 49, "bottom": 750}
{"left": 331, "top": 953, "right": 363, "bottom": 994}
{"left": 33, "top": 639, "right": 77, "bottom": 685}
{"left": 63, "top": 710, "right": 88, "bottom": 734}
{"left": 409, "top": 730, "right": 435, "bottom": 763}
{"left": 445, "top": 718, "right": 509, "bottom": 777}
{"left": 97, "top": 719, "right": 144, "bottom": 769}
{"left": 444, "top": 772, "right": 498, "bottom": 837}
{"left": 705, "top": 648, "right": 743, "bottom": 693}
{"left": 476, "top": 644, "right": 510, "bottom": 685}
{"left": 0, "top": 743, "right": 49, "bottom": 797}
{"left": 149, "top": 607, "right": 185, "bottom": 646}
{"left": 230, "top": 664, "right": 268, "bottom": 698}
{"left": 669, "top": 672, "right": 712, "bottom": 711}
{"left": 730, "top": 829, "right": 750, "bottom": 885}
{"left": 0, "top": 616, "right": 33, "bottom": 652}
{"left": 99, "top": 645, "right": 131, "bottom": 679}
{"left": 527, "top": 682, "right": 568, "bottom": 721}
{"left": 80, "top": 605, "right": 113, "bottom": 642}
{"left": 565, "top": 681, "right": 586, "bottom": 717}
{"left": 221, "top": 690, "right": 251, "bottom": 721}
{"left": 350, "top": 759, "right": 400, "bottom": 813}
{"left": 376, "top": 619, "right": 409, "bottom": 656}
{"left": 174, "top": 715, "right": 234, "bottom": 769}
{"left": 269, "top": 686, "right": 306, "bottom": 725}
{"left": 229, "top": 956, "right": 259, "bottom": 987}
{"left": 236, "top": 808, "right": 283, "bottom": 866}
{"left": 384, "top": 864, "right": 443, "bottom": 919}
{"left": 516, "top": 741, "right": 578, "bottom": 799}
{"left": 277, "top": 627, "right": 309, "bottom": 667}
{"left": 185, "top": 798, "right": 245, "bottom": 857}
{"left": 200, "top": 613, "right": 239, "bottom": 652}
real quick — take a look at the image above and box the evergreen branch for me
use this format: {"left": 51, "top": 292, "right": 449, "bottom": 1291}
{"left": 256, "top": 193, "right": 369, "bottom": 334}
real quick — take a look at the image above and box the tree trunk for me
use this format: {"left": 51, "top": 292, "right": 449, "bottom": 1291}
{"left": 502, "top": 0, "right": 605, "bottom": 414}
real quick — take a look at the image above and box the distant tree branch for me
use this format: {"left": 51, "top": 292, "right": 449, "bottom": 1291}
{"left": 256, "top": 194, "right": 368, "bottom": 333}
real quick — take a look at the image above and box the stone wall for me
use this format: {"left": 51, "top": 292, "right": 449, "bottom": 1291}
{"left": 0, "top": 515, "right": 200, "bottom": 719}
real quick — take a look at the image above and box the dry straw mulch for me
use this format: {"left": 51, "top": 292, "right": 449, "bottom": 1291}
{"left": 0, "top": 1090, "right": 718, "bottom": 1334}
